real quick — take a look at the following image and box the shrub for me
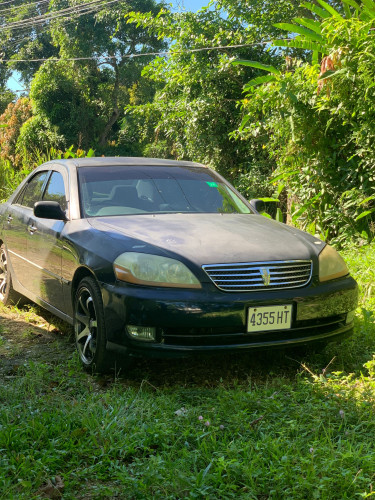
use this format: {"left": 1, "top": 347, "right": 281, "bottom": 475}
{"left": 236, "top": 4, "right": 375, "bottom": 245}
{"left": 0, "top": 98, "right": 33, "bottom": 169}
{"left": 17, "top": 115, "right": 66, "bottom": 163}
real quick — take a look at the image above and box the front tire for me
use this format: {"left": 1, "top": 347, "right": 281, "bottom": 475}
{"left": 0, "top": 244, "right": 27, "bottom": 307}
{"left": 74, "top": 276, "right": 114, "bottom": 373}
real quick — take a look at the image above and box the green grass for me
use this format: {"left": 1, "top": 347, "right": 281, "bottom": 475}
{"left": 1, "top": 246, "right": 375, "bottom": 499}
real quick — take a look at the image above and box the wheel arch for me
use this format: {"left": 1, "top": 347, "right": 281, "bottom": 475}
{"left": 71, "top": 266, "right": 98, "bottom": 305}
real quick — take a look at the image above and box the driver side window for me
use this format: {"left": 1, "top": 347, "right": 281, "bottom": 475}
{"left": 19, "top": 171, "right": 49, "bottom": 209}
{"left": 43, "top": 172, "right": 67, "bottom": 211}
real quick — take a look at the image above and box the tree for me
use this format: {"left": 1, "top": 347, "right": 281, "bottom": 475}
{"left": 126, "top": 3, "right": 289, "bottom": 187}
{"left": 234, "top": 0, "right": 375, "bottom": 243}
{"left": 49, "top": 0, "right": 167, "bottom": 147}
{"left": 29, "top": 61, "right": 101, "bottom": 149}
{"left": 1, "top": 0, "right": 167, "bottom": 149}
{"left": 0, "top": 89, "right": 16, "bottom": 115}
{"left": 0, "top": 0, "right": 58, "bottom": 86}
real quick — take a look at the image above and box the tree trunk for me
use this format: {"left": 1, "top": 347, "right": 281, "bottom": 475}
{"left": 98, "top": 62, "right": 120, "bottom": 148}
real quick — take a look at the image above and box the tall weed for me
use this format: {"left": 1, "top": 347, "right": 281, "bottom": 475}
{"left": 0, "top": 147, "right": 95, "bottom": 202}
{"left": 0, "top": 160, "right": 30, "bottom": 202}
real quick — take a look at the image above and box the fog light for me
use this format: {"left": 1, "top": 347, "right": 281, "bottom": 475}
{"left": 127, "top": 325, "right": 156, "bottom": 342}
{"left": 346, "top": 311, "right": 356, "bottom": 325}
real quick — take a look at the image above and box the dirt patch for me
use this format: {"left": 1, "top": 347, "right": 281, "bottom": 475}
{"left": 0, "top": 303, "right": 73, "bottom": 375}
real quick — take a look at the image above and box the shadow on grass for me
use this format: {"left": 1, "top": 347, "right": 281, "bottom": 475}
{"left": 1, "top": 302, "right": 374, "bottom": 388}
{"left": 93, "top": 305, "right": 375, "bottom": 389}
{"left": 0, "top": 303, "right": 74, "bottom": 375}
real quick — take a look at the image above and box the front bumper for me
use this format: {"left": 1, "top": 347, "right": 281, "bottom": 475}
{"left": 101, "top": 275, "right": 358, "bottom": 357}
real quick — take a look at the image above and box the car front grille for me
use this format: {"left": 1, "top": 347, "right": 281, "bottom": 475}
{"left": 202, "top": 260, "right": 312, "bottom": 292}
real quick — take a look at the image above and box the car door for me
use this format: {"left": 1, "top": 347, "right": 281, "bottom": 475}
{"left": 3, "top": 171, "right": 49, "bottom": 292}
{"left": 26, "top": 170, "right": 68, "bottom": 308}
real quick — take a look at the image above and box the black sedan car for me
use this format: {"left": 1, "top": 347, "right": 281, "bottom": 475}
{"left": 0, "top": 157, "right": 358, "bottom": 371}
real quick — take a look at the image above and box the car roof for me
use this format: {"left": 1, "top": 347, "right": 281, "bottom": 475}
{"left": 43, "top": 157, "right": 206, "bottom": 169}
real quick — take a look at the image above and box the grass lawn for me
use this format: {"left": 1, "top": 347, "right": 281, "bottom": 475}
{"left": 0, "top": 245, "right": 375, "bottom": 499}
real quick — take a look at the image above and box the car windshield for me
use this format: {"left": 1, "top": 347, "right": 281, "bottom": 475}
{"left": 78, "top": 165, "right": 251, "bottom": 217}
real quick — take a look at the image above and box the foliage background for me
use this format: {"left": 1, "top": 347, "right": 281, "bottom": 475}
{"left": 1, "top": 0, "right": 375, "bottom": 245}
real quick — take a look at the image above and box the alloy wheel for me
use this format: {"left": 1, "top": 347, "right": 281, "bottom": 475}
{"left": 0, "top": 248, "right": 8, "bottom": 301}
{"left": 74, "top": 286, "right": 98, "bottom": 365}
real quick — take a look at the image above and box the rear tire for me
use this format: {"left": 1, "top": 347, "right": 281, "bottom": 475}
{"left": 0, "top": 244, "right": 27, "bottom": 307}
{"left": 74, "top": 276, "right": 121, "bottom": 373}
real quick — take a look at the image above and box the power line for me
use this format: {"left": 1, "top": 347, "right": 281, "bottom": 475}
{"left": 0, "top": 0, "right": 50, "bottom": 16}
{"left": 1, "top": 0, "right": 120, "bottom": 31}
{"left": 1, "top": 0, "right": 123, "bottom": 54}
{"left": 0, "top": 0, "right": 16, "bottom": 6}
{"left": 9, "top": 74, "right": 27, "bottom": 89}
{"left": 5, "top": 7, "right": 110, "bottom": 45}
{"left": 0, "top": 41, "right": 277, "bottom": 62}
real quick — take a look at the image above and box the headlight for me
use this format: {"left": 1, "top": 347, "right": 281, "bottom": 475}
{"left": 319, "top": 244, "right": 349, "bottom": 282}
{"left": 114, "top": 252, "right": 201, "bottom": 288}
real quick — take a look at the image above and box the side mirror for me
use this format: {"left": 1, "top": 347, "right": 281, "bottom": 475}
{"left": 34, "top": 201, "right": 67, "bottom": 221}
{"left": 249, "top": 199, "right": 265, "bottom": 214}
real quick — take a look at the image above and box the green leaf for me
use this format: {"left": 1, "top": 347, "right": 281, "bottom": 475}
{"left": 361, "top": 0, "right": 375, "bottom": 12}
{"left": 359, "top": 195, "right": 375, "bottom": 205}
{"left": 341, "top": 0, "right": 361, "bottom": 11}
{"left": 277, "top": 183, "right": 285, "bottom": 196}
{"left": 259, "top": 197, "right": 280, "bottom": 202}
{"left": 292, "top": 194, "right": 322, "bottom": 221}
{"left": 319, "top": 68, "right": 347, "bottom": 80}
{"left": 276, "top": 208, "right": 284, "bottom": 223}
{"left": 239, "top": 114, "right": 250, "bottom": 131}
{"left": 273, "top": 38, "right": 325, "bottom": 53}
{"left": 86, "top": 148, "right": 95, "bottom": 157}
{"left": 355, "top": 209, "right": 375, "bottom": 220}
{"left": 319, "top": 69, "right": 336, "bottom": 79}
{"left": 274, "top": 23, "right": 324, "bottom": 42}
{"left": 315, "top": 0, "right": 344, "bottom": 18}
{"left": 270, "top": 170, "right": 299, "bottom": 183}
{"left": 232, "top": 60, "right": 280, "bottom": 74}
{"left": 243, "top": 74, "right": 277, "bottom": 90}
{"left": 292, "top": 17, "right": 322, "bottom": 34}
{"left": 360, "top": 9, "right": 375, "bottom": 19}
{"left": 300, "top": 1, "right": 331, "bottom": 18}
{"left": 292, "top": 204, "right": 310, "bottom": 221}
{"left": 343, "top": 3, "right": 351, "bottom": 17}
{"left": 202, "top": 461, "right": 213, "bottom": 481}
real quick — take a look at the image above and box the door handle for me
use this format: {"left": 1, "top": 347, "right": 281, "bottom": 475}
{"left": 28, "top": 224, "right": 37, "bottom": 234}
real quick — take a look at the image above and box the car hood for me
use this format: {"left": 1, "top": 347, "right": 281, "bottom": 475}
{"left": 89, "top": 214, "right": 323, "bottom": 266}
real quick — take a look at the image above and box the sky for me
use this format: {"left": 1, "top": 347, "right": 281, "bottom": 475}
{"left": 7, "top": 0, "right": 209, "bottom": 92}
{"left": 172, "top": 0, "right": 207, "bottom": 11}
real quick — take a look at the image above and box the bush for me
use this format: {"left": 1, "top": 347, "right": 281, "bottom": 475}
{"left": 17, "top": 115, "right": 66, "bottom": 161}
{"left": 237, "top": 10, "right": 375, "bottom": 245}
{"left": 30, "top": 61, "right": 100, "bottom": 149}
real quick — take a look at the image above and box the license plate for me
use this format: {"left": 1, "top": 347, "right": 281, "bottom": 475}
{"left": 247, "top": 305, "right": 293, "bottom": 332}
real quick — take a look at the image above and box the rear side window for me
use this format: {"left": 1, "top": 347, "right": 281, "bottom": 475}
{"left": 20, "top": 171, "right": 49, "bottom": 209}
{"left": 43, "top": 172, "right": 67, "bottom": 210}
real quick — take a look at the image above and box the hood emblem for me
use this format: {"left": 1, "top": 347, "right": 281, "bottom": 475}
{"left": 260, "top": 267, "right": 271, "bottom": 286}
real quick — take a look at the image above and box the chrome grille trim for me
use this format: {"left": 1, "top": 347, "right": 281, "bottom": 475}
{"left": 202, "top": 260, "right": 312, "bottom": 292}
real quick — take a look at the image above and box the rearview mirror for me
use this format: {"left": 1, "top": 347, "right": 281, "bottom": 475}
{"left": 249, "top": 199, "right": 265, "bottom": 214}
{"left": 34, "top": 201, "right": 67, "bottom": 221}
